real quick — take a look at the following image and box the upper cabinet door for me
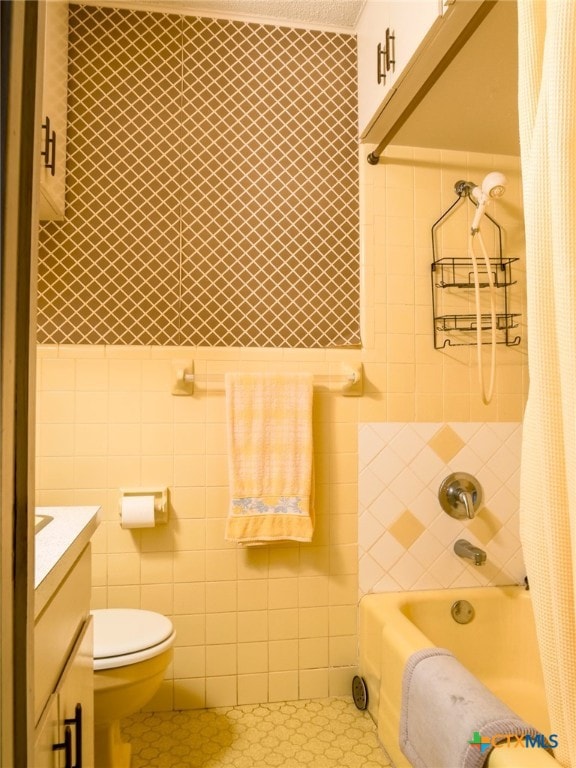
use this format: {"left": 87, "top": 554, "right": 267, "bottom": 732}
{"left": 39, "top": 0, "right": 68, "bottom": 221}
{"left": 357, "top": 0, "right": 444, "bottom": 138}
{"left": 356, "top": 1, "right": 391, "bottom": 138}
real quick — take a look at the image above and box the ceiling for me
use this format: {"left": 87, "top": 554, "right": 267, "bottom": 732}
{"left": 84, "top": 0, "right": 366, "bottom": 31}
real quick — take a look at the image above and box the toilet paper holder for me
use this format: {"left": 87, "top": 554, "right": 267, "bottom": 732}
{"left": 119, "top": 487, "right": 168, "bottom": 525}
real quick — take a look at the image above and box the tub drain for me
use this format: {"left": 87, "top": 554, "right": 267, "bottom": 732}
{"left": 352, "top": 675, "right": 368, "bottom": 710}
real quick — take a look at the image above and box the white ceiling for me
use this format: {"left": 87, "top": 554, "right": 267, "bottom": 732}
{"left": 82, "top": 0, "right": 366, "bottom": 31}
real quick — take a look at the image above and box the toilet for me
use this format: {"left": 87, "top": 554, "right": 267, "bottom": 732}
{"left": 92, "top": 608, "right": 176, "bottom": 768}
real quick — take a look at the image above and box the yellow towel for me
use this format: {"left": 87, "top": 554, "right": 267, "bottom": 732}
{"left": 224, "top": 372, "right": 314, "bottom": 544}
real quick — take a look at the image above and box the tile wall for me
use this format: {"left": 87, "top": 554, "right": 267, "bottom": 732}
{"left": 359, "top": 421, "right": 526, "bottom": 594}
{"left": 37, "top": 4, "right": 360, "bottom": 348}
{"left": 35, "top": 346, "right": 363, "bottom": 710}
{"left": 35, "top": 143, "right": 529, "bottom": 711}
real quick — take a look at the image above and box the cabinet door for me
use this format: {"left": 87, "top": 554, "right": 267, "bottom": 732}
{"left": 387, "top": 1, "right": 443, "bottom": 83}
{"left": 357, "top": 1, "right": 391, "bottom": 136}
{"left": 34, "top": 694, "right": 60, "bottom": 768}
{"left": 357, "top": 0, "right": 444, "bottom": 138}
{"left": 39, "top": 0, "right": 68, "bottom": 220}
{"left": 58, "top": 617, "right": 94, "bottom": 768}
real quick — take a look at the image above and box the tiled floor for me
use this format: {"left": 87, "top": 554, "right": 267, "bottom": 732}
{"left": 122, "top": 697, "right": 392, "bottom": 768}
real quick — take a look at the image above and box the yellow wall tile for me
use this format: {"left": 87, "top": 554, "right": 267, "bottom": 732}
{"left": 205, "top": 581, "right": 237, "bottom": 613}
{"left": 299, "top": 669, "right": 329, "bottom": 699}
{"left": 172, "top": 615, "right": 205, "bottom": 646}
{"left": 237, "top": 611, "right": 268, "bottom": 643}
{"left": 141, "top": 584, "right": 173, "bottom": 614}
{"left": 268, "top": 640, "right": 298, "bottom": 672}
{"left": 205, "top": 550, "right": 237, "bottom": 581}
{"left": 206, "top": 645, "right": 236, "bottom": 677}
{"left": 206, "top": 613, "right": 237, "bottom": 644}
{"left": 174, "top": 679, "right": 205, "bottom": 711}
{"left": 173, "top": 583, "right": 205, "bottom": 614}
{"left": 329, "top": 635, "right": 358, "bottom": 667}
{"left": 269, "top": 578, "right": 299, "bottom": 610}
{"left": 173, "top": 551, "right": 206, "bottom": 583}
{"left": 39, "top": 358, "right": 76, "bottom": 390}
{"left": 298, "top": 637, "right": 328, "bottom": 669}
{"left": 107, "top": 585, "right": 141, "bottom": 608}
{"left": 140, "top": 552, "right": 173, "bottom": 584}
{"left": 268, "top": 609, "right": 299, "bottom": 641}
{"left": 237, "top": 674, "right": 268, "bottom": 705}
{"left": 268, "top": 671, "right": 298, "bottom": 703}
{"left": 298, "top": 607, "right": 328, "bottom": 639}
{"left": 173, "top": 647, "right": 205, "bottom": 678}
{"left": 298, "top": 576, "right": 328, "bottom": 608}
{"left": 237, "top": 642, "right": 268, "bottom": 674}
{"left": 107, "top": 553, "right": 140, "bottom": 585}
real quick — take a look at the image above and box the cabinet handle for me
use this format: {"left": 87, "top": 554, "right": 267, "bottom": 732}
{"left": 385, "top": 28, "right": 395, "bottom": 71}
{"left": 41, "top": 116, "right": 56, "bottom": 177}
{"left": 65, "top": 703, "right": 83, "bottom": 768}
{"left": 376, "top": 42, "right": 386, "bottom": 84}
{"left": 53, "top": 724, "right": 73, "bottom": 768}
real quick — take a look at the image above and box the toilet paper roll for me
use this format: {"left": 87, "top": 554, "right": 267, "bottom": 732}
{"left": 120, "top": 494, "right": 156, "bottom": 529}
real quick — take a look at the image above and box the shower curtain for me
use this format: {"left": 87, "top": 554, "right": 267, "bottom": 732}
{"left": 517, "top": 1, "right": 576, "bottom": 766}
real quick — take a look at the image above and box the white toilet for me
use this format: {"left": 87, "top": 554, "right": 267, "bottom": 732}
{"left": 92, "top": 608, "right": 176, "bottom": 768}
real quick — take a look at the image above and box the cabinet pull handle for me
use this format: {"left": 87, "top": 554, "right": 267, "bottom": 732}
{"left": 65, "top": 703, "right": 83, "bottom": 768}
{"left": 41, "top": 116, "right": 56, "bottom": 176}
{"left": 385, "top": 27, "right": 396, "bottom": 71}
{"left": 53, "top": 724, "right": 73, "bottom": 768}
{"left": 376, "top": 42, "right": 386, "bottom": 84}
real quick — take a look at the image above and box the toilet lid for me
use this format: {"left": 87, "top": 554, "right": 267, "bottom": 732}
{"left": 91, "top": 608, "right": 174, "bottom": 659}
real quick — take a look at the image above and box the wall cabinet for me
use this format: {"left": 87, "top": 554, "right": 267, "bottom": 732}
{"left": 34, "top": 546, "right": 94, "bottom": 768}
{"left": 357, "top": 0, "right": 445, "bottom": 137}
{"left": 39, "top": 0, "right": 68, "bottom": 220}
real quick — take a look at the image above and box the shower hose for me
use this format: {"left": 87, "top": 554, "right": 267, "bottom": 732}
{"left": 468, "top": 229, "right": 497, "bottom": 405}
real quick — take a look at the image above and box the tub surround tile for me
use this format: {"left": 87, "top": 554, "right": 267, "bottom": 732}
{"left": 359, "top": 422, "right": 525, "bottom": 594}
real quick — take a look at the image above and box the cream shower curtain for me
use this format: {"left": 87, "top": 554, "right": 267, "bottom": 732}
{"left": 518, "top": 1, "right": 576, "bottom": 766}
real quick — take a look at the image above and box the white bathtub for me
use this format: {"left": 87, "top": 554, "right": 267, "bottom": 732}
{"left": 359, "top": 586, "right": 557, "bottom": 768}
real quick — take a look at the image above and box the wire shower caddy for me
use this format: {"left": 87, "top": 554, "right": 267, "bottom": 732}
{"left": 431, "top": 181, "right": 521, "bottom": 349}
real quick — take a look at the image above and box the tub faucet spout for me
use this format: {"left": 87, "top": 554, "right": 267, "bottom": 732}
{"left": 454, "top": 539, "right": 486, "bottom": 566}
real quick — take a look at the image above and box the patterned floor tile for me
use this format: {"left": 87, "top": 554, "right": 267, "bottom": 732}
{"left": 122, "top": 697, "right": 391, "bottom": 768}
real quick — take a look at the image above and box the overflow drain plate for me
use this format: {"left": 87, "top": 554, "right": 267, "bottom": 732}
{"left": 451, "top": 599, "right": 475, "bottom": 624}
{"left": 352, "top": 675, "right": 368, "bottom": 710}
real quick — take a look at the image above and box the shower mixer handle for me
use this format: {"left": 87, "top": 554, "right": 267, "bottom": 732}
{"left": 438, "top": 472, "right": 483, "bottom": 520}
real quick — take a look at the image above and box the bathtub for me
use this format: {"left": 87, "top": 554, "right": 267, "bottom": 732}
{"left": 359, "top": 586, "right": 557, "bottom": 768}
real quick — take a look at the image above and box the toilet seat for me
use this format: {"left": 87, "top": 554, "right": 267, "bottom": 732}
{"left": 91, "top": 609, "right": 175, "bottom": 671}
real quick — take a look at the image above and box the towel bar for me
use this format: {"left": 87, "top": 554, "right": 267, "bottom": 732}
{"left": 171, "top": 362, "right": 363, "bottom": 397}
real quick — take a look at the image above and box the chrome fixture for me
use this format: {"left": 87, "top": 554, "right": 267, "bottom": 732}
{"left": 451, "top": 599, "right": 475, "bottom": 624}
{"left": 438, "top": 472, "right": 483, "bottom": 520}
{"left": 454, "top": 539, "right": 487, "bottom": 566}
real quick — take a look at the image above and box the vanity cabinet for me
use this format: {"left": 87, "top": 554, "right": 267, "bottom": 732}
{"left": 357, "top": 0, "right": 445, "bottom": 136}
{"left": 39, "top": 0, "right": 68, "bottom": 220}
{"left": 34, "top": 545, "right": 94, "bottom": 768}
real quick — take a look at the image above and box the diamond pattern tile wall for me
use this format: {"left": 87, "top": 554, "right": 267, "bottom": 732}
{"left": 358, "top": 423, "right": 525, "bottom": 594}
{"left": 37, "top": 4, "right": 360, "bottom": 348}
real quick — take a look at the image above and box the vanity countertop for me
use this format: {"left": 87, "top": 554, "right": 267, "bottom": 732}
{"left": 35, "top": 505, "right": 100, "bottom": 618}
